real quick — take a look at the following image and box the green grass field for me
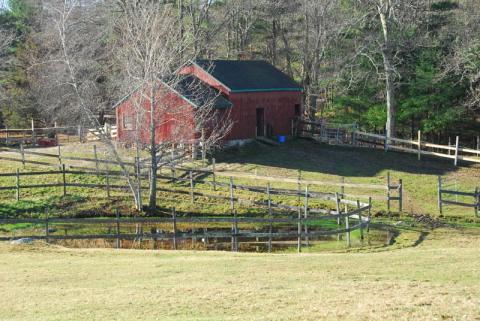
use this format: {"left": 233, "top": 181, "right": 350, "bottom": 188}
{"left": 1, "top": 228, "right": 479, "bottom": 321}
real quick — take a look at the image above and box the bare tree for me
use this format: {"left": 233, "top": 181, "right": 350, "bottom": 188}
{"left": 114, "top": 1, "right": 232, "bottom": 210}
{"left": 354, "top": 0, "right": 426, "bottom": 138}
{"left": 28, "top": 0, "right": 113, "bottom": 125}
{"left": 300, "top": 0, "right": 343, "bottom": 120}
{"left": 222, "top": 0, "right": 257, "bottom": 58}
{"left": 39, "top": 0, "right": 145, "bottom": 209}
{"left": 444, "top": 0, "right": 480, "bottom": 111}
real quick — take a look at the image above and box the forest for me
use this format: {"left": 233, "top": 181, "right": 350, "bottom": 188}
{"left": 0, "top": 0, "right": 479, "bottom": 142}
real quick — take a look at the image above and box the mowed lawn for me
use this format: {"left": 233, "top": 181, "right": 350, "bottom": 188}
{"left": 1, "top": 228, "right": 479, "bottom": 321}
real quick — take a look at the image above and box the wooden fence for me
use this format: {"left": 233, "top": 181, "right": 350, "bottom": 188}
{"left": 0, "top": 123, "right": 81, "bottom": 146}
{"left": 0, "top": 201, "right": 372, "bottom": 252}
{"left": 297, "top": 120, "right": 480, "bottom": 166}
{"left": 0, "top": 166, "right": 373, "bottom": 215}
{"left": 353, "top": 131, "right": 480, "bottom": 166}
{"left": 0, "top": 144, "right": 403, "bottom": 211}
{"left": 206, "top": 159, "right": 403, "bottom": 211}
{"left": 437, "top": 177, "right": 479, "bottom": 217}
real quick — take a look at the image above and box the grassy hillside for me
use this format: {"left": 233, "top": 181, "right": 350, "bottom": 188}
{"left": 1, "top": 228, "right": 479, "bottom": 321}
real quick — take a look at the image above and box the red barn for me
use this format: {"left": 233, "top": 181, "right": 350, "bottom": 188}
{"left": 114, "top": 60, "right": 303, "bottom": 145}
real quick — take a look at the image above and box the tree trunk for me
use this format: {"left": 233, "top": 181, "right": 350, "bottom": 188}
{"left": 148, "top": 85, "right": 157, "bottom": 210}
{"left": 378, "top": 1, "right": 397, "bottom": 138}
{"left": 381, "top": 49, "right": 397, "bottom": 138}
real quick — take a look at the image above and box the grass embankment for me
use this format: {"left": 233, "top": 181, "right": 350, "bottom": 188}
{"left": 0, "top": 228, "right": 479, "bottom": 321}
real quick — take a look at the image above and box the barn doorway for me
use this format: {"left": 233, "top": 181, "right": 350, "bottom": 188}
{"left": 256, "top": 108, "right": 265, "bottom": 137}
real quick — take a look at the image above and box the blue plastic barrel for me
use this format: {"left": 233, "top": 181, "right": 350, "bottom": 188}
{"left": 278, "top": 136, "right": 286, "bottom": 144}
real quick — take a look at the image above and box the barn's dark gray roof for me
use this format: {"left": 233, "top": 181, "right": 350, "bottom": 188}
{"left": 112, "top": 76, "right": 232, "bottom": 110}
{"left": 174, "top": 75, "right": 232, "bottom": 109}
{"left": 195, "top": 60, "right": 302, "bottom": 93}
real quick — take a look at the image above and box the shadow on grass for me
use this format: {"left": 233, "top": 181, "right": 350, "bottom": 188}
{"left": 217, "top": 139, "right": 475, "bottom": 177}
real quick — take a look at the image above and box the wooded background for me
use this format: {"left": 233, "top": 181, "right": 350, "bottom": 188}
{"left": 0, "top": 0, "right": 479, "bottom": 142}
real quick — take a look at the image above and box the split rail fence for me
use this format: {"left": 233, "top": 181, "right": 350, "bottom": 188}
{"left": 0, "top": 144, "right": 403, "bottom": 211}
{"left": 1, "top": 166, "right": 374, "bottom": 251}
{"left": 437, "top": 177, "right": 479, "bottom": 217}
{"left": 0, "top": 121, "right": 84, "bottom": 146}
{"left": 297, "top": 120, "right": 480, "bottom": 166}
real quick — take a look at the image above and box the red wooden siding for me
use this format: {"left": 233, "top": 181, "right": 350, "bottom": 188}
{"left": 226, "top": 91, "right": 301, "bottom": 140}
{"left": 116, "top": 86, "right": 196, "bottom": 146}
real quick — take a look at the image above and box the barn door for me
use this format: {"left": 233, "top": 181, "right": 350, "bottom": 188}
{"left": 256, "top": 108, "right": 265, "bottom": 137}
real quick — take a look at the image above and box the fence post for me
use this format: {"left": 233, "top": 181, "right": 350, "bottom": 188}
{"left": 474, "top": 187, "right": 479, "bottom": 218}
{"left": 387, "top": 172, "right": 391, "bottom": 213}
{"left": 345, "top": 208, "right": 351, "bottom": 247}
{"left": 77, "top": 125, "right": 81, "bottom": 143}
{"left": 115, "top": 209, "right": 120, "bottom": 249}
{"left": 190, "top": 171, "right": 195, "bottom": 203}
{"left": 201, "top": 129, "right": 206, "bottom": 163}
{"left": 297, "top": 208, "right": 302, "bottom": 253}
{"left": 340, "top": 176, "right": 345, "bottom": 198}
{"left": 454, "top": 136, "right": 460, "bottom": 166}
{"left": 135, "top": 157, "right": 142, "bottom": 210}
{"left": 267, "top": 183, "right": 272, "bottom": 253}
{"left": 297, "top": 170, "right": 301, "bottom": 202}
{"left": 448, "top": 137, "right": 452, "bottom": 156}
{"left": 171, "top": 164, "right": 176, "bottom": 182}
{"left": 417, "top": 130, "right": 422, "bottom": 160}
{"left": 191, "top": 140, "right": 196, "bottom": 160}
{"left": 335, "top": 192, "right": 341, "bottom": 226}
{"left": 304, "top": 186, "right": 309, "bottom": 247}
{"left": 172, "top": 207, "right": 177, "bottom": 250}
{"left": 62, "top": 164, "right": 67, "bottom": 196}
{"left": 58, "top": 145, "right": 62, "bottom": 165}
{"left": 212, "top": 158, "right": 216, "bottom": 191}
{"left": 93, "top": 144, "right": 99, "bottom": 175}
{"left": 367, "top": 197, "right": 372, "bottom": 233}
{"left": 20, "top": 144, "right": 25, "bottom": 168}
{"left": 106, "top": 166, "right": 111, "bottom": 199}
{"left": 229, "top": 177, "right": 234, "bottom": 213}
{"left": 4, "top": 125, "right": 8, "bottom": 144}
{"left": 384, "top": 132, "right": 388, "bottom": 152}
{"left": 31, "top": 119, "right": 36, "bottom": 146}
{"left": 233, "top": 210, "right": 238, "bottom": 252}
{"left": 438, "top": 176, "right": 443, "bottom": 215}
{"left": 357, "top": 200, "right": 364, "bottom": 241}
{"left": 15, "top": 168, "right": 20, "bottom": 202}
{"left": 45, "top": 208, "right": 49, "bottom": 243}
{"left": 398, "top": 179, "right": 403, "bottom": 212}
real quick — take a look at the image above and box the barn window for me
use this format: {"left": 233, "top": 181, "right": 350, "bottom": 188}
{"left": 123, "top": 115, "right": 134, "bottom": 130}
